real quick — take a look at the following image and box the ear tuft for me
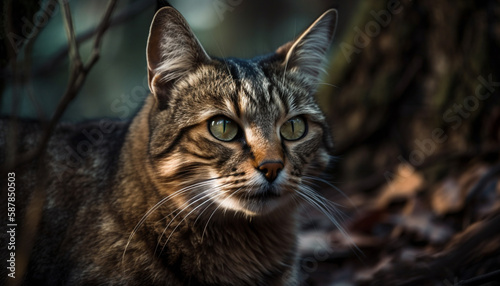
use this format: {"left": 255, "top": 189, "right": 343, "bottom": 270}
{"left": 277, "top": 9, "right": 338, "bottom": 81}
{"left": 147, "top": 7, "right": 210, "bottom": 109}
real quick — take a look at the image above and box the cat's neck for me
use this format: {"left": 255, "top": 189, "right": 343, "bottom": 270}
{"left": 117, "top": 96, "right": 167, "bottom": 228}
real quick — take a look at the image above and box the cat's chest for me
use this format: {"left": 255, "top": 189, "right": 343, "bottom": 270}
{"left": 164, "top": 216, "right": 297, "bottom": 285}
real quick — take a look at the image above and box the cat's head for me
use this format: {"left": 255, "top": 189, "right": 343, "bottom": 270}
{"left": 144, "top": 7, "right": 337, "bottom": 216}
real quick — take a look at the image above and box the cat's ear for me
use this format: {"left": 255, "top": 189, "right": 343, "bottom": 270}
{"left": 276, "top": 9, "right": 338, "bottom": 81}
{"left": 147, "top": 7, "right": 210, "bottom": 109}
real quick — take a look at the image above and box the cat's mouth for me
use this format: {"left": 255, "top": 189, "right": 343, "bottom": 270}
{"left": 247, "top": 189, "right": 282, "bottom": 200}
{"left": 216, "top": 183, "right": 294, "bottom": 215}
{"left": 236, "top": 187, "right": 295, "bottom": 215}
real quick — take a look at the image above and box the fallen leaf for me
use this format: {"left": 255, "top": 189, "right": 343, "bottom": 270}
{"left": 377, "top": 164, "right": 424, "bottom": 208}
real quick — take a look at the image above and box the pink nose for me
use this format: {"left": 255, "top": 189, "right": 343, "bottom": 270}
{"left": 258, "top": 161, "right": 284, "bottom": 182}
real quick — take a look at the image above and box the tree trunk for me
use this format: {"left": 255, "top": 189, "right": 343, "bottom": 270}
{"left": 317, "top": 0, "right": 500, "bottom": 189}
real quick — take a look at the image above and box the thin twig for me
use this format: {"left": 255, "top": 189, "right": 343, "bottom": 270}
{"left": 6, "top": 0, "right": 57, "bottom": 170}
{"left": 24, "top": 1, "right": 58, "bottom": 123}
{"left": 1, "top": 0, "right": 118, "bottom": 172}
{"left": 59, "top": 0, "right": 82, "bottom": 70}
{"left": 0, "top": 0, "right": 154, "bottom": 79}
{"left": 34, "top": 0, "right": 154, "bottom": 76}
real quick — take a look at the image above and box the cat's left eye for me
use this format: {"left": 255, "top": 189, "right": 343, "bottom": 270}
{"left": 209, "top": 116, "right": 239, "bottom": 142}
{"left": 280, "top": 116, "right": 307, "bottom": 141}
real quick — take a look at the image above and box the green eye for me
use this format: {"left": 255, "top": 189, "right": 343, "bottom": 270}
{"left": 209, "top": 116, "right": 239, "bottom": 141}
{"left": 280, "top": 116, "right": 307, "bottom": 141}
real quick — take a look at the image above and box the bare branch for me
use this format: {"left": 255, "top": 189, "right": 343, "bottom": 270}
{"left": 35, "top": 0, "right": 155, "bottom": 76}
{"left": 4, "top": 0, "right": 57, "bottom": 168}
{"left": 1, "top": 0, "right": 118, "bottom": 172}
{"left": 59, "top": 0, "right": 82, "bottom": 70}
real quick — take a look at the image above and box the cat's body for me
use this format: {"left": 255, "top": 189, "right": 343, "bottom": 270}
{"left": 1, "top": 6, "right": 338, "bottom": 286}
{"left": 1, "top": 112, "right": 296, "bottom": 285}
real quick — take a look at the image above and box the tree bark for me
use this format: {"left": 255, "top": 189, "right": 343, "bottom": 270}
{"left": 317, "top": 0, "right": 500, "bottom": 189}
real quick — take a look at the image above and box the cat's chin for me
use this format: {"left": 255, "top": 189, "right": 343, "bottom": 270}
{"left": 215, "top": 189, "right": 295, "bottom": 217}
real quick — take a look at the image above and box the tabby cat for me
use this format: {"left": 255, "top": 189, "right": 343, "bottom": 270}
{"left": 1, "top": 5, "right": 338, "bottom": 286}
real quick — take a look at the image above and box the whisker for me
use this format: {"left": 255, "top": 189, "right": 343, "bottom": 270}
{"left": 315, "top": 82, "right": 339, "bottom": 88}
{"left": 201, "top": 187, "right": 245, "bottom": 241}
{"left": 155, "top": 185, "right": 225, "bottom": 255}
{"left": 301, "top": 178, "right": 346, "bottom": 208}
{"left": 122, "top": 178, "right": 219, "bottom": 263}
{"left": 281, "top": 19, "right": 299, "bottom": 86}
{"left": 193, "top": 194, "right": 220, "bottom": 227}
{"left": 296, "top": 188, "right": 363, "bottom": 257}
{"left": 213, "top": 38, "right": 235, "bottom": 85}
{"left": 150, "top": 181, "right": 219, "bottom": 232}
{"left": 302, "top": 175, "right": 356, "bottom": 210}
{"left": 192, "top": 179, "right": 247, "bottom": 227}
{"left": 154, "top": 188, "right": 215, "bottom": 254}
{"left": 160, "top": 188, "right": 226, "bottom": 254}
{"left": 299, "top": 185, "right": 348, "bottom": 223}
{"left": 297, "top": 187, "right": 343, "bottom": 226}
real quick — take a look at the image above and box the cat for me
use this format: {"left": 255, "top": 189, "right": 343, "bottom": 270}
{"left": 1, "top": 5, "right": 338, "bottom": 286}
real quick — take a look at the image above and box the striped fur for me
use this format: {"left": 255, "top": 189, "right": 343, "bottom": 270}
{"left": 143, "top": 7, "right": 337, "bottom": 218}
{"left": 0, "top": 7, "right": 338, "bottom": 286}
{"left": 121, "top": 7, "right": 338, "bottom": 285}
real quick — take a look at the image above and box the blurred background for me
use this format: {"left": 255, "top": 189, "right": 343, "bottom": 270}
{"left": 2, "top": 0, "right": 500, "bottom": 285}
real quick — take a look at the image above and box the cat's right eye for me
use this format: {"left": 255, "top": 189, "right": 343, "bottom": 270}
{"left": 280, "top": 116, "right": 307, "bottom": 141}
{"left": 209, "top": 116, "right": 239, "bottom": 142}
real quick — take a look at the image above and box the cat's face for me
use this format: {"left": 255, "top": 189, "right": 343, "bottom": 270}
{"left": 145, "top": 7, "right": 337, "bottom": 216}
